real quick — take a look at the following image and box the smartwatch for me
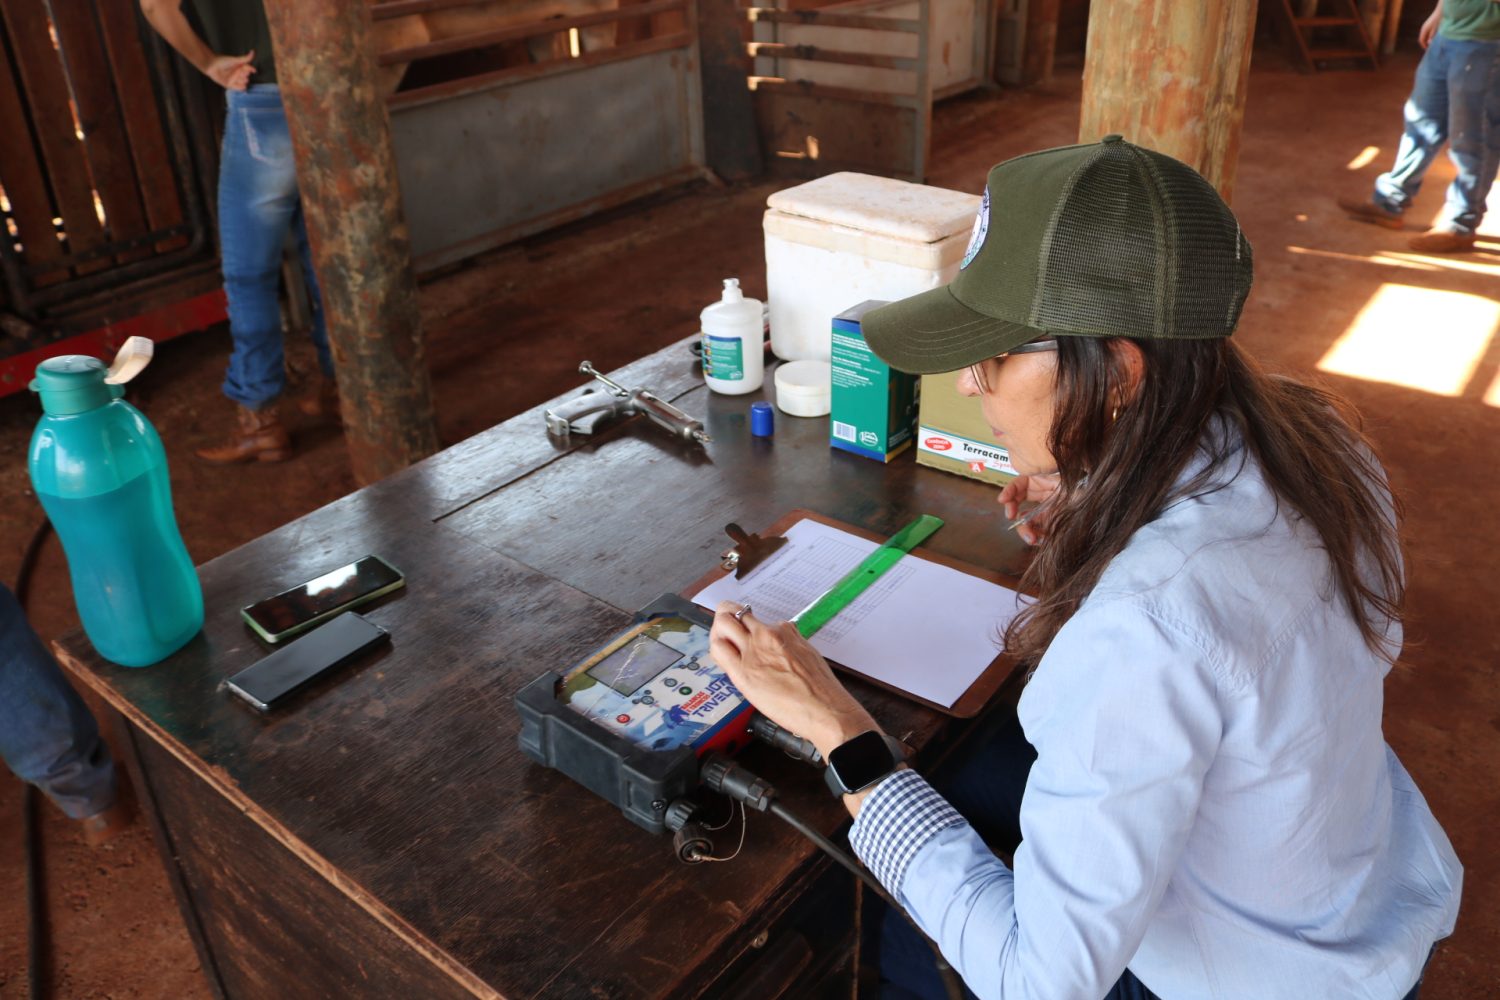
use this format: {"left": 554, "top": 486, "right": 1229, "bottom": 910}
{"left": 823, "top": 730, "right": 907, "bottom": 797}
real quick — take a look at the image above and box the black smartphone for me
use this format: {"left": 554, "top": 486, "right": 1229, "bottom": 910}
{"left": 225, "top": 612, "right": 390, "bottom": 712}
{"left": 240, "top": 555, "right": 404, "bottom": 644}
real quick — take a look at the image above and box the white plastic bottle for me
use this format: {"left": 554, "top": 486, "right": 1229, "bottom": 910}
{"left": 701, "top": 278, "right": 764, "bottom": 395}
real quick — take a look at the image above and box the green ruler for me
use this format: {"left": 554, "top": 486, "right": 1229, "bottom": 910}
{"left": 791, "top": 514, "right": 945, "bottom": 639}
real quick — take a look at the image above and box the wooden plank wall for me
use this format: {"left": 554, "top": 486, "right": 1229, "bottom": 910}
{"left": 0, "top": 0, "right": 191, "bottom": 304}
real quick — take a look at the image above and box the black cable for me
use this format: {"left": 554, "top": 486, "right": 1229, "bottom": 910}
{"left": 768, "top": 800, "right": 899, "bottom": 908}
{"left": 24, "top": 782, "right": 46, "bottom": 999}
{"left": 17, "top": 516, "right": 54, "bottom": 1000}
{"left": 699, "top": 754, "right": 964, "bottom": 1000}
{"left": 767, "top": 800, "right": 965, "bottom": 1000}
{"left": 17, "top": 514, "right": 51, "bottom": 610}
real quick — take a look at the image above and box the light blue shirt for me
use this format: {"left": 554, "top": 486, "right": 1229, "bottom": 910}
{"left": 849, "top": 430, "right": 1462, "bottom": 999}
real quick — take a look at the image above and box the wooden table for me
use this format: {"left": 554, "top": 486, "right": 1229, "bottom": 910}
{"left": 56, "top": 339, "right": 1030, "bottom": 999}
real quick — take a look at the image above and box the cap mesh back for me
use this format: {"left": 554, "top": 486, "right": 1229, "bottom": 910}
{"left": 867, "top": 136, "right": 1254, "bottom": 372}
{"left": 1141, "top": 148, "right": 1255, "bottom": 338}
{"left": 1031, "top": 146, "right": 1163, "bottom": 338}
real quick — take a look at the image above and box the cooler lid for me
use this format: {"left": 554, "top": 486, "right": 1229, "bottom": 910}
{"left": 765, "top": 172, "right": 980, "bottom": 245}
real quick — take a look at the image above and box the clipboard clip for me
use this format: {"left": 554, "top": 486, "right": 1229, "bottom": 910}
{"left": 719, "top": 523, "right": 787, "bottom": 580}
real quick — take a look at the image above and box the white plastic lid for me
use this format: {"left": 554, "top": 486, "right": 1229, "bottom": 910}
{"left": 765, "top": 172, "right": 980, "bottom": 244}
{"left": 774, "top": 360, "right": 831, "bottom": 418}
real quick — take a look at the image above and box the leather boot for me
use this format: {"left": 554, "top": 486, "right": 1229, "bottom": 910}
{"left": 195, "top": 404, "right": 292, "bottom": 464}
{"left": 297, "top": 377, "right": 341, "bottom": 426}
{"left": 79, "top": 798, "right": 134, "bottom": 848}
{"left": 1336, "top": 196, "right": 1404, "bottom": 230}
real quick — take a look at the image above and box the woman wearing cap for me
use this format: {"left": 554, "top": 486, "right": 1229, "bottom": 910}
{"left": 709, "top": 137, "right": 1460, "bottom": 1000}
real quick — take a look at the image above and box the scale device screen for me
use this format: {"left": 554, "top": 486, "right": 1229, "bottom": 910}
{"left": 559, "top": 616, "right": 751, "bottom": 755}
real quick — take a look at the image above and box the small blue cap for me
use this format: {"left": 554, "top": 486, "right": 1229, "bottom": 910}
{"left": 750, "top": 401, "right": 774, "bottom": 437}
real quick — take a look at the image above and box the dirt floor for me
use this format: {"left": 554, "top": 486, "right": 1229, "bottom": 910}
{"left": 3, "top": 45, "right": 1499, "bottom": 999}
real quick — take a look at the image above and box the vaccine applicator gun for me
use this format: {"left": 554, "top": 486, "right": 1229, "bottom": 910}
{"left": 545, "top": 361, "right": 712, "bottom": 445}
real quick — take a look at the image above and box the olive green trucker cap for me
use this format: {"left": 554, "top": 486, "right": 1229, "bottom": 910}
{"left": 863, "top": 135, "right": 1254, "bottom": 374}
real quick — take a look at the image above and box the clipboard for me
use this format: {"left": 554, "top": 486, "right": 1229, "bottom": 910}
{"left": 683, "top": 508, "right": 1027, "bottom": 718}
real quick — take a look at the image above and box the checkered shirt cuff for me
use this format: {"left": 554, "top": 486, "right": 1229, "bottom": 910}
{"left": 849, "top": 768, "right": 966, "bottom": 897}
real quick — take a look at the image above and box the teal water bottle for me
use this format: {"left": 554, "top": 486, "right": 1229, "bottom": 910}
{"left": 28, "top": 346, "right": 203, "bottom": 667}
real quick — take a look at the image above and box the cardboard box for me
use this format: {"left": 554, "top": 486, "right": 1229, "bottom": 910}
{"left": 915, "top": 373, "right": 1017, "bottom": 486}
{"left": 830, "top": 301, "right": 918, "bottom": 463}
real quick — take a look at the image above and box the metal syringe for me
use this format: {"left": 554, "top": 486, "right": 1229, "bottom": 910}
{"left": 566, "top": 361, "right": 711, "bottom": 445}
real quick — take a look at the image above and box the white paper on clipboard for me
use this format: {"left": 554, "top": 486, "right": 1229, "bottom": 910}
{"left": 690, "top": 518, "right": 1026, "bottom": 708}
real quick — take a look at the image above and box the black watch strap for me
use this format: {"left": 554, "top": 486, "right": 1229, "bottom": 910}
{"left": 823, "top": 731, "right": 907, "bottom": 797}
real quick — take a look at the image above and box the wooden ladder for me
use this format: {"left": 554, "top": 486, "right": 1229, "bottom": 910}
{"left": 1281, "top": 0, "right": 1381, "bottom": 72}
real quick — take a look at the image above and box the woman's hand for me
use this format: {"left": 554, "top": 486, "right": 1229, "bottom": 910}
{"left": 710, "top": 602, "right": 879, "bottom": 761}
{"left": 998, "top": 472, "right": 1060, "bottom": 546}
{"left": 207, "top": 51, "right": 256, "bottom": 91}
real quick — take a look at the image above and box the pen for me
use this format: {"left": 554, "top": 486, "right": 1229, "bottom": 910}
{"left": 1006, "top": 502, "right": 1048, "bottom": 532}
{"left": 1005, "top": 475, "right": 1075, "bottom": 532}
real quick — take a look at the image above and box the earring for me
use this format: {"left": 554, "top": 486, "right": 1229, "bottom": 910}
{"left": 1111, "top": 406, "right": 1119, "bottom": 422}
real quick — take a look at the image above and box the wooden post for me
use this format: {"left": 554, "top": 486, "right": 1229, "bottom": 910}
{"left": 261, "top": 0, "right": 440, "bottom": 484}
{"left": 1077, "top": 0, "right": 1258, "bottom": 201}
{"left": 1381, "top": 0, "right": 1406, "bottom": 55}
{"left": 1021, "top": 0, "right": 1062, "bottom": 86}
{"left": 698, "top": 0, "right": 763, "bottom": 181}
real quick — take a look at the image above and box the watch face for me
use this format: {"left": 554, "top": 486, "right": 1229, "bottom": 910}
{"left": 828, "top": 731, "right": 898, "bottom": 794}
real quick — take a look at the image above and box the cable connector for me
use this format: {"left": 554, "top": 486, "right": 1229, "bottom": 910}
{"left": 699, "top": 752, "right": 776, "bottom": 811}
{"left": 672, "top": 822, "right": 713, "bottom": 863}
{"left": 749, "top": 714, "right": 823, "bottom": 765}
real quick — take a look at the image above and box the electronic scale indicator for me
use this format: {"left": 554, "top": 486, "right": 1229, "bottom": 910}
{"left": 559, "top": 615, "right": 751, "bottom": 756}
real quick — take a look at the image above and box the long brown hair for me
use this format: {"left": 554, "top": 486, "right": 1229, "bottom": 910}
{"left": 1003, "top": 336, "right": 1405, "bottom": 668}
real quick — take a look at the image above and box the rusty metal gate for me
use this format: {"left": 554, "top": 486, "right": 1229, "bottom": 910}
{"left": 0, "top": 0, "right": 219, "bottom": 324}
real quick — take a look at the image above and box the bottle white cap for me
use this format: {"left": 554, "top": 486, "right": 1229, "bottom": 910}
{"left": 721, "top": 277, "right": 744, "bottom": 302}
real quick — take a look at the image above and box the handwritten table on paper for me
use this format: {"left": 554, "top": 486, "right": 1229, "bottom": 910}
{"left": 692, "top": 518, "right": 1026, "bottom": 709}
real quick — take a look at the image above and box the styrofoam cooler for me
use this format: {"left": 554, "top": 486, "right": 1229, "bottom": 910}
{"left": 763, "top": 172, "right": 981, "bottom": 362}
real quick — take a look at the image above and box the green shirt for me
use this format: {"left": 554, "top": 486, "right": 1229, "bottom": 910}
{"left": 188, "top": 0, "right": 277, "bottom": 83}
{"left": 1441, "top": 0, "right": 1500, "bottom": 41}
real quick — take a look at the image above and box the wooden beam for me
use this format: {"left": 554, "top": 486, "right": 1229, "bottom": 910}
{"left": 1077, "top": 0, "right": 1258, "bottom": 201}
{"left": 262, "top": 0, "right": 440, "bottom": 484}
{"left": 748, "top": 42, "right": 921, "bottom": 72}
{"left": 747, "top": 8, "right": 923, "bottom": 33}
{"left": 376, "top": 0, "right": 687, "bottom": 66}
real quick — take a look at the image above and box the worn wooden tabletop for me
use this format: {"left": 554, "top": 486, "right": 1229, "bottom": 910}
{"left": 55, "top": 338, "right": 1031, "bottom": 999}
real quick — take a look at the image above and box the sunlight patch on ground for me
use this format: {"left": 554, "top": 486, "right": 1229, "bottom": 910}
{"left": 1379, "top": 249, "right": 1500, "bottom": 277}
{"left": 1286, "top": 244, "right": 1500, "bottom": 277}
{"left": 1317, "top": 283, "right": 1498, "bottom": 397}
{"left": 1289, "top": 245, "right": 1438, "bottom": 271}
{"left": 1484, "top": 368, "right": 1500, "bottom": 408}
{"left": 1347, "top": 146, "right": 1381, "bottom": 170}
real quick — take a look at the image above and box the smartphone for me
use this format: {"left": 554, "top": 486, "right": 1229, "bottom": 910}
{"left": 226, "top": 611, "right": 390, "bottom": 712}
{"left": 240, "top": 555, "right": 404, "bottom": 644}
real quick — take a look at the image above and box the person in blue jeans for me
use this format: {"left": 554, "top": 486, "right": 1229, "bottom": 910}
{"left": 1338, "top": 0, "right": 1500, "bottom": 253}
{"left": 141, "top": 0, "right": 338, "bottom": 463}
{"left": 1, "top": 583, "right": 130, "bottom": 845}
